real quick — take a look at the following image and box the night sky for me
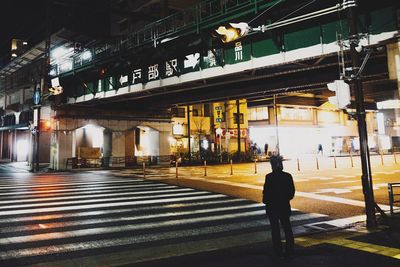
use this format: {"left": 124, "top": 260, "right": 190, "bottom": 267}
{"left": 0, "top": 0, "right": 109, "bottom": 64}
{"left": 0, "top": 1, "right": 46, "bottom": 60}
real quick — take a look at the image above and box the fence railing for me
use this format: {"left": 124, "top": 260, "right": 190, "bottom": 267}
{"left": 65, "top": 155, "right": 171, "bottom": 169}
{"left": 54, "top": 0, "right": 278, "bottom": 76}
{"left": 388, "top": 182, "right": 400, "bottom": 216}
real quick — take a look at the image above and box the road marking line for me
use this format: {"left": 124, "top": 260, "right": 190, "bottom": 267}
{"left": 0, "top": 184, "right": 177, "bottom": 197}
{"left": 0, "top": 212, "right": 326, "bottom": 246}
{"left": 0, "top": 203, "right": 265, "bottom": 233}
{"left": 0, "top": 179, "right": 136, "bottom": 190}
{"left": 330, "top": 180, "right": 357, "bottom": 184}
{"left": 0, "top": 194, "right": 230, "bottom": 216}
{"left": 296, "top": 192, "right": 392, "bottom": 210}
{"left": 297, "top": 235, "right": 400, "bottom": 260}
{"left": 333, "top": 175, "right": 355, "bottom": 178}
{"left": 314, "top": 188, "right": 352, "bottom": 194}
{"left": 0, "top": 190, "right": 209, "bottom": 211}
{"left": 0, "top": 187, "right": 195, "bottom": 204}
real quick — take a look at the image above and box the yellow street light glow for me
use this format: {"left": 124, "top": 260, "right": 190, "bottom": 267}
{"left": 48, "top": 86, "right": 64, "bottom": 95}
{"left": 215, "top": 26, "right": 240, "bottom": 43}
{"left": 214, "top": 22, "right": 250, "bottom": 43}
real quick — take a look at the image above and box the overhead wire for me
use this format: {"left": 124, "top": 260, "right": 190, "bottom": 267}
{"left": 273, "top": 0, "right": 318, "bottom": 23}
{"left": 248, "top": 0, "right": 284, "bottom": 25}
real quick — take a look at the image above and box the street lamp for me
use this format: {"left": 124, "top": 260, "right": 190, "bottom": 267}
{"left": 213, "top": 23, "right": 251, "bottom": 43}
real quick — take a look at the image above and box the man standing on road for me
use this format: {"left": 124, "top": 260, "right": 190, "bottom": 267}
{"left": 263, "top": 155, "right": 295, "bottom": 256}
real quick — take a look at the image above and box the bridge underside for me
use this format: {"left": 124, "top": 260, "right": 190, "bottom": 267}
{"left": 66, "top": 48, "right": 397, "bottom": 111}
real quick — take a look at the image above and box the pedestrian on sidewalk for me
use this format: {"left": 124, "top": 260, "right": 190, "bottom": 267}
{"left": 263, "top": 155, "right": 295, "bottom": 257}
{"left": 317, "top": 143, "right": 323, "bottom": 156}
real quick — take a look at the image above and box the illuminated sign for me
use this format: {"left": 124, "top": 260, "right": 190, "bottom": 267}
{"left": 172, "top": 123, "right": 184, "bottom": 135}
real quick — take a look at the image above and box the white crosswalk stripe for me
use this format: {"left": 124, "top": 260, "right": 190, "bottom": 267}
{"left": 0, "top": 174, "right": 330, "bottom": 266}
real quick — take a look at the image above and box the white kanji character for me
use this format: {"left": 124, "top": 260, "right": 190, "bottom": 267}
{"left": 208, "top": 50, "right": 217, "bottom": 67}
{"left": 235, "top": 42, "right": 243, "bottom": 61}
{"left": 166, "top": 59, "right": 178, "bottom": 77}
{"left": 132, "top": 69, "right": 142, "bottom": 84}
{"left": 148, "top": 64, "right": 159, "bottom": 81}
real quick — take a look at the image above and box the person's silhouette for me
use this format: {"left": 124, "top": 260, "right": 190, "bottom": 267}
{"left": 263, "top": 155, "right": 295, "bottom": 256}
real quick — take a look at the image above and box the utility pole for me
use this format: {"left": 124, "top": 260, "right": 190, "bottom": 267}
{"left": 345, "top": 0, "right": 377, "bottom": 228}
{"left": 35, "top": 0, "right": 52, "bottom": 172}
{"left": 224, "top": 101, "right": 229, "bottom": 155}
{"left": 187, "top": 105, "right": 191, "bottom": 163}
{"left": 273, "top": 94, "right": 280, "bottom": 155}
{"left": 236, "top": 99, "right": 241, "bottom": 161}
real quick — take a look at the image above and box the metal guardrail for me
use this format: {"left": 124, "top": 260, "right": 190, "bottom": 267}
{"left": 65, "top": 157, "right": 101, "bottom": 169}
{"left": 388, "top": 182, "right": 400, "bottom": 216}
{"left": 66, "top": 156, "right": 171, "bottom": 169}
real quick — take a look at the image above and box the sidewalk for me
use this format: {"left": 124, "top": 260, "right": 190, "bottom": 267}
{"left": 0, "top": 160, "right": 50, "bottom": 174}
{"left": 132, "top": 219, "right": 400, "bottom": 267}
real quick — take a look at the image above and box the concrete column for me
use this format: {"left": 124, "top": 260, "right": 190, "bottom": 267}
{"left": 103, "top": 129, "right": 112, "bottom": 158}
{"left": 111, "top": 132, "right": 125, "bottom": 167}
{"left": 28, "top": 132, "right": 33, "bottom": 168}
{"left": 159, "top": 131, "right": 171, "bottom": 156}
{"left": 387, "top": 41, "right": 400, "bottom": 127}
{"left": 39, "top": 131, "right": 51, "bottom": 163}
{"left": 159, "top": 130, "right": 171, "bottom": 165}
{"left": 72, "top": 130, "right": 76, "bottom": 157}
{"left": 0, "top": 131, "right": 3, "bottom": 159}
{"left": 12, "top": 129, "right": 17, "bottom": 162}
{"left": 50, "top": 131, "right": 73, "bottom": 170}
{"left": 125, "top": 130, "right": 135, "bottom": 157}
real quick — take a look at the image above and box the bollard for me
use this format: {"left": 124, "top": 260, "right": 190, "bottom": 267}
{"left": 380, "top": 152, "right": 384, "bottom": 166}
{"left": 254, "top": 159, "right": 257, "bottom": 174}
{"left": 350, "top": 153, "right": 354, "bottom": 168}
{"left": 394, "top": 152, "right": 397, "bottom": 164}
{"left": 143, "top": 162, "right": 146, "bottom": 178}
{"left": 334, "top": 155, "right": 337, "bottom": 168}
{"left": 204, "top": 160, "right": 207, "bottom": 177}
{"left": 175, "top": 161, "right": 178, "bottom": 178}
{"left": 297, "top": 158, "right": 300, "bottom": 171}
{"left": 230, "top": 159, "right": 233, "bottom": 175}
{"left": 316, "top": 157, "right": 319, "bottom": 170}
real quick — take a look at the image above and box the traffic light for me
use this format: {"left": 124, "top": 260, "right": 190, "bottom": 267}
{"left": 327, "top": 80, "right": 351, "bottom": 109}
{"left": 39, "top": 119, "right": 52, "bottom": 132}
{"left": 213, "top": 22, "right": 250, "bottom": 43}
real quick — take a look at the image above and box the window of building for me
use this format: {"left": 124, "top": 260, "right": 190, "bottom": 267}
{"left": 280, "top": 107, "right": 312, "bottom": 121}
{"left": 203, "top": 103, "right": 210, "bottom": 117}
{"left": 248, "top": 106, "right": 269, "bottom": 121}
{"left": 172, "top": 107, "right": 185, "bottom": 118}
{"left": 233, "top": 113, "right": 244, "bottom": 124}
{"left": 318, "top": 110, "right": 339, "bottom": 124}
{"left": 192, "top": 104, "right": 202, "bottom": 116}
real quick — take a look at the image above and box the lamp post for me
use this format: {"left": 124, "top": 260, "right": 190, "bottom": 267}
{"left": 273, "top": 95, "right": 280, "bottom": 155}
{"left": 236, "top": 99, "right": 241, "bottom": 161}
{"left": 187, "top": 105, "right": 191, "bottom": 163}
{"left": 345, "top": 0, "right": 376, "bottom": 228}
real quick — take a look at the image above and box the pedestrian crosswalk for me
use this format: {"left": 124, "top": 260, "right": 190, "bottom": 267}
{"left": 0, "top": 173, "right": 330, "bottom": 266}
